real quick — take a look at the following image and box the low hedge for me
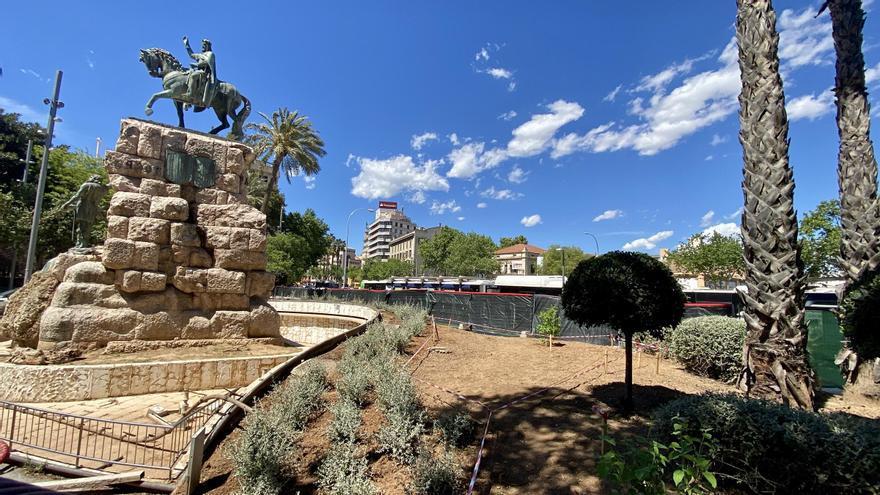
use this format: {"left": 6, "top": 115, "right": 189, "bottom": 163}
{"left": 667, "top": 316, "right": 745, "bottom": 382}
{"left": 652, "top": 393, "right": 880, "bottom": 494}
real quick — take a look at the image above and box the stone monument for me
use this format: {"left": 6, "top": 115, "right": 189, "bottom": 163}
{"left": 34, "top": 118, "right": 280, "bottom": 349}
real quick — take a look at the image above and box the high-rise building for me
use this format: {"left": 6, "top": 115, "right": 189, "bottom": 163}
{"left": 362, "top": 201, "right": 416, "bottom": 260}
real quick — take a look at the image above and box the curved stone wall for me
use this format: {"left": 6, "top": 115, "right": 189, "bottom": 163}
{"left": 1, "top": 301, "right": 377, "bottom": 403}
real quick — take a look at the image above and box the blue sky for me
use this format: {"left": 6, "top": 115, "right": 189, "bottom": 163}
{"left": 2, "top": 1, "right": 878, "bottom": 255}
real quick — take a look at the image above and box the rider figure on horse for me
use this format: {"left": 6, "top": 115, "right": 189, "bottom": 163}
{"left": 183, "top": 36, "right": 217, "bottom": 108}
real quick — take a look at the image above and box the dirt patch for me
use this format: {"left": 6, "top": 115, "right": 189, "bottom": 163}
{"left": 196, "top": 315, "right": 878, "bottom": 495}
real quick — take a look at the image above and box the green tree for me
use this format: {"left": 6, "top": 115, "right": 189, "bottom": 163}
{"left": 265, "top": 209, "right": 331, "bottom": 284}
{"left": 736, "top": 0, "right": 813, "bottom": 409}
{"left": 362, "top": 259, "right": 413, "bottom": 280}
{"left": 536, "top": 306, "right": 561, "bottom": 348}
{"left": 0, "top": 110, "right": 44, "bottom": 193}
{"left": 538, "top": 245, "right": 589, "bottom": 277}
{"left": 246, "top": 108, "right": 326, "bottom": 214}
{"left": 665, "top": 233, "right": 744, "bottom": 286}
{"left": 420, "top": 227, "right": 498, "bottom": 276}
{"left": 799, "top": 200, "right": 842, "bottom": 279}
{"left": 499, "top": 235, "right": 528, "bottom": 248}
{"left": 561, "top": 251, "right": 685, "bottom": 408}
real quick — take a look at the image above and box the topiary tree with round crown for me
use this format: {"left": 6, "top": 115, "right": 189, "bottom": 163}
{"left": 561, "top": 251, "right": 685, "bottom": 408}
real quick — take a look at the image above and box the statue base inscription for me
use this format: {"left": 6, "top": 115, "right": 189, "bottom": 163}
{"left": 33, "top": 119, "right": 279, "bottom": 349}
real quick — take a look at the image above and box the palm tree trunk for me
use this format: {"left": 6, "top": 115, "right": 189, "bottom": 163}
{"left": 262, "top": 156, "right": 282, "bottom": 214}
{"left": 735, "top": 0, "right": 814, "bottom": 409}
{"left": 828, "top": 0, "right": 880, "bottom": 389}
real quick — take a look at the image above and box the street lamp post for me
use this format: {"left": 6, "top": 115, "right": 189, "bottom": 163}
{"left": 343, "top": 208, "right": 374, "bottom": 288}
{"left": 583, "top": 232, "right": 600, "bottom": 256}
{"left": 24, "top": 70, "right": 64, "bottom": 283}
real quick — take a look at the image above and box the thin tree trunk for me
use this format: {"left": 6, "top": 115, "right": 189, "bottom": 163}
{"left": 829, "top": 0, "right": 880, "bottom": 390}
{"left": 261, "top": 157, "right": 282, "bottom": 214}
{"left": 735, "top": 0, "right": 814, "bottom": 409}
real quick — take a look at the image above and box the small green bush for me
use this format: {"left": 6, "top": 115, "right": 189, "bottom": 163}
{"left": 409, "top": 450, "right": 461, "bottom": 495}
{"left": 329, "top": 398, "right": 362, "bottom": 444}
{"left": 667, "top": 316, "right": 745, "bottom": 382}
{"left": 337, "top": 357, "right": 372, "bottom": 405}
{"left": 318, "top": 443, "right": 376, "bottom": 495}
{"left": 227, "top": 409, "right": 296, "bottom": 495}
{"left": 536, "top": 306, "right": 562, "bottom": 346}
{"left": 378, "top": 409, "right": 425, "bottom": 464}
{"left": 433, "top": 411, "right": 474, "bottom": 447}
{"left": 652, "top": 393, "right": 880, "bottom": 494}
{"left": 273, "top": 361, "right": 328, "bottom": 431}
{"left": 375, "top": 364, "right": 422, "bottom": 420}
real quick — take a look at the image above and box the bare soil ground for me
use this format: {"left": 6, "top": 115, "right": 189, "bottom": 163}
{"left": 194, "top": 315, "right": 880, "bottom": 495}
{"left": 72, "top": 341, "right": 301, "bottom": 365}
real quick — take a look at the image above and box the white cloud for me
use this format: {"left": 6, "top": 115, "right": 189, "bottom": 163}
{"left": 487, "top": 67, "right": 513, "bottom": 79}
{"left": 705, "top": 155, "right": 714, "bottom": 161}
{"left": 521, "top": 214, "right": 542, "bottom": 227}
{"left": 430, "top": 199, "right": 461, "bottom": 215}
{"left": 702, "top": 222, "right": 740, "bottom": 237}
{"left": 457, "top": 216, "right": 466, "bottom": 221}
{"left": 507, "top": 81, "right": 517, "bottom": 92}
{"left": 410, "top": 132, "right": 438, "bottom": 150}
{"left": 622, "top": 230, "right": 673, "bottom": 251}
{"left": 700, "top": 210, "right": 715, "bottom": 227}
{"left": 350, "top": 155, "right": 449, "bottom": 200}
{"left": 726, "top": 207, "right": 743, "bottom": 220}
{"left": 508, "top": 100, "right": 585, "bottom": 158}
{"left": 409, "top": 190, "right": 426, "bottom": 204}
{"left": 710, "top": 134, "right": 728, "bottom": 146}
{"left": 475, "top": 47, "right": 489, "bottom": 62}
{"left": 447, "top": 142, "right": 486, "bottom": 179}
{"left": 0, "top": 95, "right": 43, "bottom": 123}
{"left": 498, "top": 110, "right": 518, "bottom": 121}
{"left": 303, "top": 176, "right": 316, "bottom": 190}
{"left": 477, "top": 202, "right": 487, "bottom": 209}
{"left": 552, "top": 39, "right": 740, "bottom": 158}
{"left": 507, "top": 165, "right": 528, "bottom": 184}
{"left": 604, "top": 84, "right": 622, "bottom": 102}
{"left": 634, "top": 57, "right": 698, "bottom": 93}
{"left": 787, "top": 90, "right": 834, "bottom": 121}
{"left": 448, "top": 133, "right": 460, "bottom": 146}
{"left": 593, "top": 209, "right": 623, "bottom": 222}
{"left": 481, "top": 186, "right": 521, "bottom": 200}
{"left": 778, "top": 6, "right": 834, "bottom": 68}
{"left": 345, "top": 153, "right": 357, "bottom": 168}
{"left": 867, "top": 62, "right": 880, "bottom": 84}
{"left": 19, "top": 68, "right": 42, "bottom": 80}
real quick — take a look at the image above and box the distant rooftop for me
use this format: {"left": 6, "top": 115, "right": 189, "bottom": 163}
{"left": 494, "top": 243, "right": 546, "bottom": 255}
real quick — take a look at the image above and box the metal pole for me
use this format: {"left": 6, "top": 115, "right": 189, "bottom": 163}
{"left": 24, "top": 70, "right": 63, "bottom": 283}
{"left": 94, "top": 137, "right": 102, "bottom": 158}
{"left": 583, "top": 232, "right": 600, "bottom": 256}
{"left": 21, "top": 140, "right": 33, "bottom": 184}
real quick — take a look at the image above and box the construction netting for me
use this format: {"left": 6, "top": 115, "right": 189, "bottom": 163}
{"left": 273, "top": 287, "right": 614, "bottom": 343}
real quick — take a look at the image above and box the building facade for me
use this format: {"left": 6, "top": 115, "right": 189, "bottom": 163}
{"left": 363, "top": 202, "right": 416, "bottom": 260}
{"left": 494, "top": 244, "right": 546, "bottom": 275}
{"left": 389, "top": 226, "right": 442, "bottom": 274}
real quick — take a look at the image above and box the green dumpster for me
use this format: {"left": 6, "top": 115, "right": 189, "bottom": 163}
{"left": 805, "top": 309, "right": 844, "bottom": 389}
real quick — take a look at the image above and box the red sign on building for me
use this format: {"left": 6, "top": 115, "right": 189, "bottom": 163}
{"left": 378, "top": 201, "right": 398, "bottom": 209}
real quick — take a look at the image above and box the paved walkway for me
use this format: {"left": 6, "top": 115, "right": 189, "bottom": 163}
{"left": 29, "top": 388, "right": 232, "bottom": 423}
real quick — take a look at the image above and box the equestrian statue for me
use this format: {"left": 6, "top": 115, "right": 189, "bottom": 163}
{"left": 139, "top": 37, "right": 251, "bottom": 140}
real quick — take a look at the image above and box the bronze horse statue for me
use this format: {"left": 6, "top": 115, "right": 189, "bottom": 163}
{"left": 138, "top": 47, "right": 251, "bottom": 140}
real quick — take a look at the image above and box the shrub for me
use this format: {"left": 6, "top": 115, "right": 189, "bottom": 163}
{"left": 667, "top": 317, "right": 745, "bottom": 382}
{"left": 433, "top": 411, "right": 474, "bottom": 447}
{"left": 652, "top": 393, "right": 880, "bottom": 494}
{"left": 227, "top": 409, "right": 296, "bottom": 495}
{"left": 598, "top": 416, "right": 718, "bottom": 495}
{"left": 378, "top": 409, "right": 425, "bottom": 464}
{"left": 273, "top": 361, "right": 328, "bottom": 431}
{"left": 409, "top": 450, "right": 461, "bottom": 495}
{"left": 374, "top": 364, "right": 422, "bottom": 420}
{"left": 318, "top": 443, "right": 376, "bottom": 495}
{"left": 329, "top": 398, "right": 362, "bottom": 444}
{"left": 536, "top": 306, "right": 562, "bottom": 346}
{"left": 337, "top": 357, "right": 372, "bottom": 405}
{"left": 840, "top": 268, "right": 880, "bottom": 360}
